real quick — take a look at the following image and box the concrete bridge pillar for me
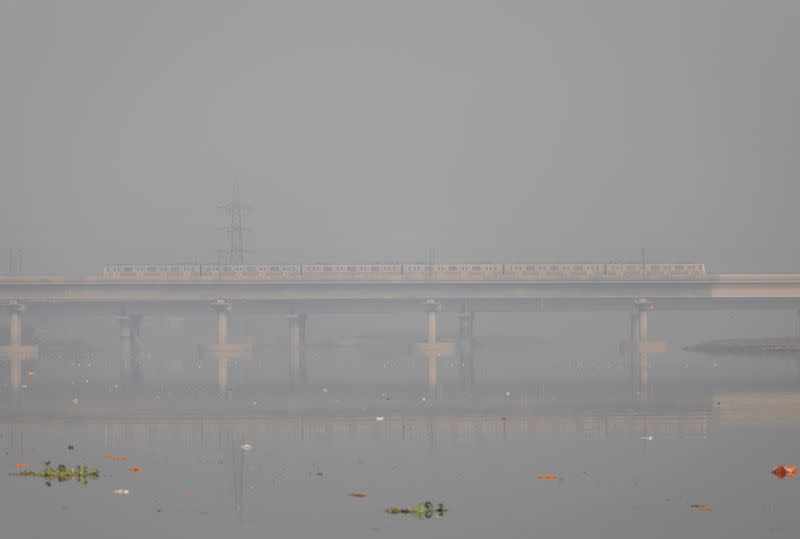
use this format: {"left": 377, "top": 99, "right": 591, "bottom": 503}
{"left": 425, "top": 300, "right": 441, "bottom": 397}
{"left": 9, "top": 302, "right": 22, "bottom": 347}
{"left": 413, "top": 300, "right": 456, "bottom": 399}
{"left": 119, "top": 315, "right": 132, "bottom": 384}
{"left": 212, "top": 300, "right": 233, "bottom": 393}
{"left": 131, "top": 315, "right": 144, "bottom": 382}
{"left": 8, "top": 302, "right": 24, "bottom": 391}
{"left": 288, "top": 314, "right": 307, "bottom": 386}
{"left": 215, "top": 301, "right": 231, "bottom": 346}
{"left": 631, "top": 299, "right": 653, "bottom": 399}
{"left": 457, "top": 310, "right": 475, "bottom": 397}
{"left": 0, "top": 302, "right": 37, "bottom": 392}
{"left": 796, "top": 309, "right": 800, "bottom": 338}
{"left": 203, "top": 301, "right": 251, "bottom": 395}
{"left": 427, "top": 303, "right": 438, "bottom": 344}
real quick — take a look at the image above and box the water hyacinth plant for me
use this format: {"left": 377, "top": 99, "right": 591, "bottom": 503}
{"left": 385, "top": 501, "right": 447, "bottom": 519}
{"left": 10, "top": 462, "right": 100, "bottom": 486}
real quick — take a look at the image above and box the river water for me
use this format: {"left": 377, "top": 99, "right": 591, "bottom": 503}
{"left": 2, "top": 331, "right": 800, "bottom": 539}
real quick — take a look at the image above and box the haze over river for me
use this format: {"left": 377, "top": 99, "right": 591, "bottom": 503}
{"left": 1, "top": 309, "right": 800, "bottom": 539}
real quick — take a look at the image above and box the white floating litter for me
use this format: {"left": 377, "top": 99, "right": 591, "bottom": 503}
{"left": 376, "top": 416, "right": 384, "bottom": 422}
{"left": 240, "top": 443, "right": 254, "bottom": 451}
{"left": 112, "top": 489, "right": 130, "bottom": 495}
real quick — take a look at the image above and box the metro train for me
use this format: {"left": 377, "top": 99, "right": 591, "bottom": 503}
{"left": 102, "top": 262, "right": 708, "bottom": 281}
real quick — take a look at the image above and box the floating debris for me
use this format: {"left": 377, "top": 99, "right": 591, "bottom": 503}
{"left": 15, "top": 463, "right": 29, "bottom": 469}
{"left": 689, "top": 504, "right": 713, "bottom": 512}
{"left": 385, "top": 501, "right": 447, "bottom": 519}
{"left": 536, "top": 474, "right": 561, "bottom": 480}
{"left": 103, "top": 455, "right": 127, "bottom": 462}
{"left": 24, "top": 371, "right": 35, "bottom": 377}
{"left": 376, "top": 417, "right": 384, "bottom": 422}
{"left": 347, "top": 492, "right": 367, "bottom": 498}
{"left": 771, "top": 465, "right": 798, "bottom": 479}
{"left": 10, "top": 463, "right": 100, "bottom": 485}
{"left": 112, "top": 489, "right": 130, "bottom": 495}
{"left": 240, "top": 443, "right": 254, "bottom": 452}
{"left": 128, "top": 467, "right": 142, "bottom": 473}
{"left": 641, "top": 436, "right": 654, "bottom": 441}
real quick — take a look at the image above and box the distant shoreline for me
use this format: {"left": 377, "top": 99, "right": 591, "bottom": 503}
{"left": 684, "top": 338, "right": 800, "bottom": 354}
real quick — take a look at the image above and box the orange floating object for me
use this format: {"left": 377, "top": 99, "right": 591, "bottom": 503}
{"left": 771, "top": 465, "right": 798, "bottom": 479}
{"left": 537, "top": 474, "right": 561, "bottom": 480}
{"left": 24, "top": 371, "right": 35, "bottom": 377}
{"left": 690, "top": 504, "right": 713, "bottom": 512}
{"left": 15, "top": 463, "right": 29, "bottom": 469}
{"left": 103, "top": 454, "right": 115, "bottom": 459}
{"left": 347, "top": 492, "right": 367, "bottom": 498}
{"left": 128, "top": 467, "right": 142, "bottom": 473}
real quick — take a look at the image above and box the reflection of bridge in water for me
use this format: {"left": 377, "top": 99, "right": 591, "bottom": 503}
{"left": 0, "top": 407, "right": 712, "bottom": 448}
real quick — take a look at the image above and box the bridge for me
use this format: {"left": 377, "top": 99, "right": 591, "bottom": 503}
{"left": 2, "top": 273, "right": 800, "bottom": 398}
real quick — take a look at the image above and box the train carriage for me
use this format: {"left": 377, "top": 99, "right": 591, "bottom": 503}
{"left": 103, "top": 261, "right": 707, "bottom": 281}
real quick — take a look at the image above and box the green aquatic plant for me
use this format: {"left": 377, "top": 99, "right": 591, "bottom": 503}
{"left": 385, "top": 501, "right": 447, "bottom": 519}
{"left": 10, "top": 462, "right": 100, "bottom": 486}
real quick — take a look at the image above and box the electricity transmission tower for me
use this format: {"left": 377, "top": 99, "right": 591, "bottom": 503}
{"left": 218, "top": 180, "right": 251, "bottom": 265}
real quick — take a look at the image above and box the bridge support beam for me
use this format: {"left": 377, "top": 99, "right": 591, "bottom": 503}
{"left": 796, "top": 309, "right": 800, "bottom": 338}
{"left": 130, "top": 315, "right": 144, "bottom": 384}
{"left": 288, "top": 314, "right": 307, "bottom": 386}
{"left": 8, "top": 302, "right": 23, "bottom": 391}
{"left": 414, "top": 300, "right": 456, "bottom": 399}
{"left": 1, "top": 302, "right": 37, "bottom": 392}
{"left": 630, "top": 299, "right": 654, "bottom": 399}
{"left": 119, "top": 314, "right": 144, "bottom": 387}
{"left": 213, "top": 300, "right": 232, "bottom": 393}
{"left": 457, "top": 310, "right": 475, "bottom": 397}
{"left": 205, "top": 300, "right": 252, "bottom": 395}
{"left": 119, "top": 315, "right": 132, "bottom": 384}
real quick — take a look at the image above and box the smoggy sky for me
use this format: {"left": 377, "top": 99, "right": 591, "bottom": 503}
{"left": 1, "top": 0, "right": 798, "bottom": 274}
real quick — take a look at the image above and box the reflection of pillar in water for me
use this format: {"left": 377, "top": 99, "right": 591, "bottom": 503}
{"left": 232, "top": 443, "right": 245, "bottom": 513}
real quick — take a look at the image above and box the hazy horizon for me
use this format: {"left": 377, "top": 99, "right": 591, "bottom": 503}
{"left": 2, "top": 0, "right": 798, "bottom": 275}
